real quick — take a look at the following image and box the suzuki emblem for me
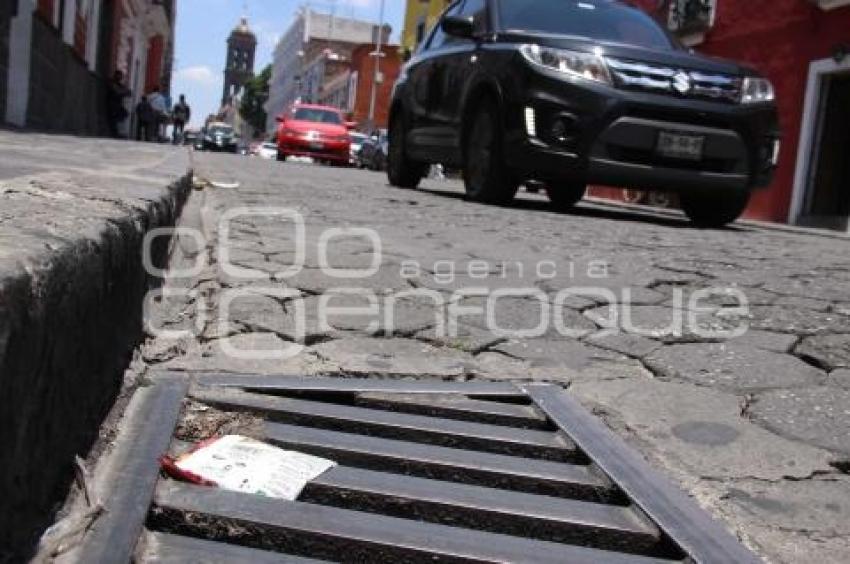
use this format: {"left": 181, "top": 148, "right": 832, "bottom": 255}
{"left": 672, "top": 71, "right": 692, "bottom": 94}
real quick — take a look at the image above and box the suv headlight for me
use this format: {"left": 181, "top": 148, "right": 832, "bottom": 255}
{"left": 741, "top": 77, "right": 775, "bottom": 104}
{"left": 520, "top": 44, "right": 612, "bottom": 85}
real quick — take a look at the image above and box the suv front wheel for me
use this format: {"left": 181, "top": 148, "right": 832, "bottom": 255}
{"left": 387, "top": 114, "right": 427, "bottom": 189}
{"left": 463, "top": 102, "right": 519, "bottom": 204}
{"left": 681, "top": 188, "right": 751, "bottom": 228}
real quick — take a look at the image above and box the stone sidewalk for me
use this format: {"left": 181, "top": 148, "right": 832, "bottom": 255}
{"left": 139, "top": 152, "right": 850, "bottom": 563}
{"left": 0, "top": 130, "right": 191, "bottom": 559}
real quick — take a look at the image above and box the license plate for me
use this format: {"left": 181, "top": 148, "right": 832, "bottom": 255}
{"left": 657, "top": 131, "right": 705, "bottom": 161}
{"left": 309, "top": 141, "right": 324, "bottom": 150}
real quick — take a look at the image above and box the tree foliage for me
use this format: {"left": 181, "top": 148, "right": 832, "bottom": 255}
{"left": 240, "top": 65, "right": 272, "bottom": 135}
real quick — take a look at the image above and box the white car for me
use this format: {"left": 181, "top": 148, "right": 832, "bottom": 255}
{"left": 257, "top": 142, "right": 278, "bottom": 160}
{"left": 349, "top": 132, "right": 368, "bottom": 166}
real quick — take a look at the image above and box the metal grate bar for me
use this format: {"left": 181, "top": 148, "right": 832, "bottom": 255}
{"left": 69, "top": 375, "right": 760, "bottom": 563}
{"left": 152, "top": 481, "right": 676, "bottom": 564}
{"left": 139, "top": 532, "right": 328, "bottom": 563}
{"left": 191, "top": 387, "right": 577, "bottom": 461}
{"left": 354, "top": 392, "right": 550, "bottom": 429}
{"left": 191, "top": 373, "right": 526, "bottom": 397}
{"left": 523, "top": 384, "right": 762, "bottom": 564}
{"left": 72, "top": 378, "right": 188, "bottom": 564}
{"left": 263, "top": 421, "right": 613, "bottom": 500}
{"left": 303, "top": 465, "right": 661, "bottom": 552}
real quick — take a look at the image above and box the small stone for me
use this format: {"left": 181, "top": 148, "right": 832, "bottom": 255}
{"left": 416, "top": 322, "right": 503, "bottom": 354}
{"left": 645, "top": 343, "right": 825, "bottom": 392}
{"left": 455, "top": 295, "right": 598, "bottom": 339}
{"left": 584, "top": 332, "right": 662, "bottom": 358}
{"left": 494, "top": 338, "right": 625, "bottom": 371}
{"left": 750, "top": 387, "right": 850, "bottom": 455}
{"left": 585, "top": 305, "right": 749, "bottom": 343}
{"left": 727, "top": 330, "right": 797, "bottom": 353}
{"left": 796, "top": 334, "right": 850, "bottom": 371}
{"left": 312, "top": 338, "right": 474, "bottom": 378}
{"left": 750, "top": 306, "right": 850, "bottom": 336}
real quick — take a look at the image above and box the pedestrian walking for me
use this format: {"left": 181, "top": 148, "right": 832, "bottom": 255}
{"left": 106, "top": 70, "right": 130, "bottom": 138}
{"left": 148, "top": 86, "right": 168, "bottom": 142}
{"left": 135, "top": 95, "right": 154, "bottom": 142}
{"left": 172, "top": 94, "right": 191, "bottom": 145}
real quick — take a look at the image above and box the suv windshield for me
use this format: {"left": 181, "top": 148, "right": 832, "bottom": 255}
{"left": 292, "top": 107, "right": 343, "bottom": 124}
{"left": 497, "top": 0, "right": 676, "bottom": 50}
{"left": 208, "top": 126, "right": 233, "bottom": 135}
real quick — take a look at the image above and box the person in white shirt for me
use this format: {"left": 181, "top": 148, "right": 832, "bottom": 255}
{"left": 148, "top": 86, "right": 168, "bottom": 142}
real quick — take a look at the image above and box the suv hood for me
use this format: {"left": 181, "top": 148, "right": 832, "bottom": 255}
{"left": 498, "top": 31, "right": 754, "bottom": 76}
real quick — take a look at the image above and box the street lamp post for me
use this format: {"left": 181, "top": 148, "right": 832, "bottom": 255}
{"left": 367, "top": 0, "right": 386, "bottom": 128}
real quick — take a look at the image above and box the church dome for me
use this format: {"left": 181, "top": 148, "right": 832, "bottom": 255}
{"left": 231, "top": 17, "right": 256, "bottom": 38}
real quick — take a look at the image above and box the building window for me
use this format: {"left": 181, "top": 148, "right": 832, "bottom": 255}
{"left": 415, "top": 20, "right": 426, "bottom": 47}
{"left": 37, "top": 0, "right": 56, "bottom": 24}
{"left": 667, "top": 0, "right": 716, "bottom": 38}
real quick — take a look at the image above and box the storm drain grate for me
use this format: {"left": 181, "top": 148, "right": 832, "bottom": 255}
{"left": 73, "top": 373, "right": 761, "bottom": 563}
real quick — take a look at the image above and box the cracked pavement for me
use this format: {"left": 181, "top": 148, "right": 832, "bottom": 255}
{"left": 142, "top": 152, "right": 850, "bottom": 563}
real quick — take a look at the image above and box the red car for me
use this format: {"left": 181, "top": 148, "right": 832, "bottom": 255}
{"left": 275, "top": 104, "right": 353, "bottom": 165}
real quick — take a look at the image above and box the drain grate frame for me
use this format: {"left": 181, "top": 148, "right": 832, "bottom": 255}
{"left": 71, "top": 373, "right": 761, "bottom": 564}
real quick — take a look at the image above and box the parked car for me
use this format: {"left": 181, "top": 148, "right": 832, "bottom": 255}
{"left": 359, "top": 130, "right": 389, "bottom": 171}
{"left": 387, "top": 0, "right": 780, "bottom": 227}
{"left": 257, "top": 142, "right": 279, "bottom": 160}
{"left": 200, "top": 123, "right": 239, "bottom": 153}
{"left": 275, "top": 104, "right": 353, "bottom": 165}
{"left": 349, "top": 132, "right": 368, "bottom": 166}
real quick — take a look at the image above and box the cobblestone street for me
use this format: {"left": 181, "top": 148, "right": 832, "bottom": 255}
{"left": 133, "top": 152, "right": 850, "bottom": 563}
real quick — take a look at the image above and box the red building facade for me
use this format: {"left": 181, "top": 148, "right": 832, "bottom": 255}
{"left": 349, "top": 43, "right": 402, "bottom": 129}
{"left": 595, "top": 0, "right": 850, "bottom": 229}
{"left": 319, "top": 43, "right": 402, "bottom": 130}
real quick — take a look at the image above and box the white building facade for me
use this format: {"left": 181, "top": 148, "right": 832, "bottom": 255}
{"left": 265, "top": 9, "right": 383, "bottom": 132}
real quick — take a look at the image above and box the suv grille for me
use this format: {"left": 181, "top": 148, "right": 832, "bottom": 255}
{"left": 607, "top": 58, "right": 742, "bottom": 103}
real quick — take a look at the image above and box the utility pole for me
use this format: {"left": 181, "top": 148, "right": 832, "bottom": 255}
{"left": 367, "top": 0, "right": 386, "bottom": 128}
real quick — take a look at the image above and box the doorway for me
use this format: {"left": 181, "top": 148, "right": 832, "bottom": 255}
{"left": 802, "top": 72, "right": 850, "bottom": 230}
{"left": 792, "top": 58, "right": 850, "bottom": 232}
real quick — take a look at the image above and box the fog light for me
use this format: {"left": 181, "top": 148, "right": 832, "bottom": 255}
{"left": 551, "top": 120, "right": 568, "bottom": 140}
{"left": 524, "top": 107, "right": 537, "bottom": 137}
{"left": 550, "top": 113, "right": 578, "bottom": 143}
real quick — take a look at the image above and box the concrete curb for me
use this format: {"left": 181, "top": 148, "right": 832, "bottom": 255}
{"left": 583, "top": 197, "right": 850, "bottom": 240}
{"left": 0, "top": 132, "right": 193, "bottom": 559}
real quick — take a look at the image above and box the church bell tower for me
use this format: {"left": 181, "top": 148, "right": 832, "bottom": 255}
{"left": 222, "top": 17, "right": 257, "bottom": 107}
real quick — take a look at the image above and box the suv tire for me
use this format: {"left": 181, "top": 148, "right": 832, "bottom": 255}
{"left": 463, "top": 102, "right": 519, "bottom": 204}
{"left": 388, "top": 114, "right": 426, "bottom": 189}
{"left": 545, "top": 182, "right": 586, "bottom": 211}
{"left": 681, "top": 188, "right": 751, "bottom": 228}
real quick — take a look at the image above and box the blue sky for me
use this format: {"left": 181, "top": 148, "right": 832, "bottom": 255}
{"left": 172, "top": 0, "right": 405, "bottom": 127}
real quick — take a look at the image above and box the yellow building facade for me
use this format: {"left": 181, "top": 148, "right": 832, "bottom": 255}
{"left": 401, "top": 0, "right": 453, "bottom": 55}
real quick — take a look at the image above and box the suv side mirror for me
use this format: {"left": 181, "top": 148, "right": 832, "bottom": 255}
{"left": 441, "top": 15, "right": 474, "bottom": 39}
